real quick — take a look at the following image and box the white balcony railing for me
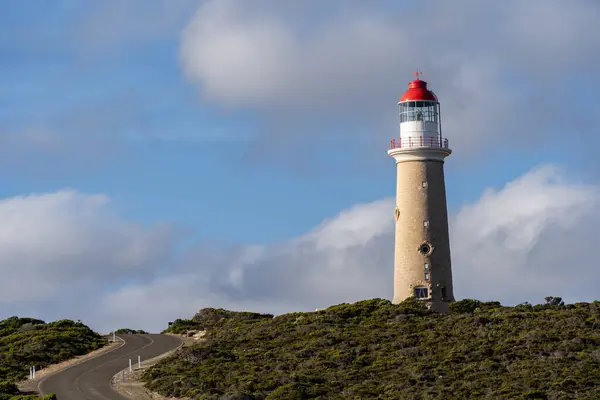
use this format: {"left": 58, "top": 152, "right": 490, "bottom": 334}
{"left": 390, "top": 136, "right": 449, "bottom": 149}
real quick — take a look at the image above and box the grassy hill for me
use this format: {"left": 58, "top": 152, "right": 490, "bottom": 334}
{"left": 0, "top": 317, "right": 106, "bottom": 400}
{"left": 142, "top": 298, "right": 600, "bottom": 400}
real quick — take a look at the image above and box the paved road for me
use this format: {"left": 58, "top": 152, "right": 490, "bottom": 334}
{"left": 39, "top": 334, "right": 182, "bottom": 400}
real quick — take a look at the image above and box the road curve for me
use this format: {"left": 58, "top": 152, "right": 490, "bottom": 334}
{"left": 39, "top": 334, "right": 182, "bottom": 400}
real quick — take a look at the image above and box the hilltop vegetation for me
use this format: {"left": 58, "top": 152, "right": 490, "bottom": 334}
{"left": 143, "top": 298, "right": 600, "bottom": 399}
{"left": 0, "top": 317, "right": 106, "bottom": 399}
{"left": 114, "top": 328, "right": 149, "bottom": 335}
{"left": 163, "top": 308, "right": 273, "bottom": 335}
{"left": 163, "top": 318, "right": 203, "bottom": 335}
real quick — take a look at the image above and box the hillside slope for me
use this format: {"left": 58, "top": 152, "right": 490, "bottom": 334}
{"left": 0, "top": 317, "right": 106, "bottom": 399}
{"left": 143, "top": 298, "right": 600, "bottom": 400}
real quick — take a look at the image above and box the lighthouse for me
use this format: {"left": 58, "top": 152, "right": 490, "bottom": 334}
{"left": 388, "top": 72, "right": 454, "bottom": 312}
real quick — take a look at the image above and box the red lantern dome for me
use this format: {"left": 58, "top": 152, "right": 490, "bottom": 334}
{"left": 399, "top": 72, "right": 438, "bottom": 102}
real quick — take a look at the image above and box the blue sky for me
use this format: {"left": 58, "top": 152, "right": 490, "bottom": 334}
{"left": 2, "top": 0, "right": 398, "bottom": 243}
{"left": 2, "top": 0, "right": 600, "bottom": 332}
{"left": 0, "top": 0, "right": 578, "bottom": 242}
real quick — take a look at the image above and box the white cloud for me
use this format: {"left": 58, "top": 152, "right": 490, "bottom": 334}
{"left": 0, "top": 190, "right": 175, "bottom": 306}
{"left": 2, "top": 165, "right": 598, "bottom": 332}
{"left": 302, "top": 199, "right": 393, "bottom": 251}
{"left": 181, "top": 0, "right": 405, "bottom": 111}
{"left": 452, "top": 164, "right": 600, "bottom": 303}
{"left": 88, "top": 164, "right": 600, "bottom": 332}
{"left": 180, "top": 0, "right": 600, "bottom": 156}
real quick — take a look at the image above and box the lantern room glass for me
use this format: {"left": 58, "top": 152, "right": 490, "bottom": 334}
{"left": 399, "top": 101, "right": 439, "bottom": 123}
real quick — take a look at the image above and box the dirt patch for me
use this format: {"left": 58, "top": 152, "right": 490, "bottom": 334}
{"left": 17, "top": 338, "right": 124, "bottom": 394}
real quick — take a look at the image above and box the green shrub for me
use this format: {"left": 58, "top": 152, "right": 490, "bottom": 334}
{"left": 162, "top": 318, "right": 203, "bottom": 335}
{"left": 545, "top": 296, "right": 564, "bottom": 306}
{"left": 0, "top": 317, "right": 105, "bottom": 399}
{"left": 192, "top": 308, "right": 273, "bottom": 328}
{"left": 114, "top": 328, "right": 148, "bottom": 334}
{"left": 143, "top": 298, "right": 600, "bottom": 399}
{"left": 449, "top": 298, "right": 480, "bottom": 313}
{"left": 0, "top": 381, "right": 18, "bottom": 395}
{"left": 450, "top": 299, "right": 502, "bottom": 313}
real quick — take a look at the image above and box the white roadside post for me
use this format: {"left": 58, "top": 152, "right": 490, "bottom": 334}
{"left": 29, "top": 366, "right": 32, "bottom": 380}
{"left": 32, "top": 366, "right": 36, "bottom": 379}
{"left": 138, "top": 355, "right": 141, "bottom": 369}
{"left": 129, "top": 359, "right": 132, "bottom": 372}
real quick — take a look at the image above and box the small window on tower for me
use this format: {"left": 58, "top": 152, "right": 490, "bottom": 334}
{"left": 423, "top": 221, "right": 430, "bottom": 228}
{"left": 441, "top": 286, "right": 447, "bottom": 300}
{"left": 424, "top": 272, "right": 430, "bottom": 281}
{"left": 414, "top": 287, "right": 428, "bottom": 299}
{"left": 422, "top": 181, "right": 428, "bottom": 188}
{"left": 424, "top": 263, "right": 430, "bottom": 271}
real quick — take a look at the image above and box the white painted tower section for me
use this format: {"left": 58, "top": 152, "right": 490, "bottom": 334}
{"left": 388, "top": 74, "right": 455, "bottom": 312}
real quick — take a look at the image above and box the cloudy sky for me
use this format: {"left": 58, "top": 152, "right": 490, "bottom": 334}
{"left": 2, "top": 0, "right": 600, "bottom": 333}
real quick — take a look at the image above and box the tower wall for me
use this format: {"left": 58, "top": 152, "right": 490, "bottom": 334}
{"left": 393, "top": 158, "right": 454, "bottom": 312}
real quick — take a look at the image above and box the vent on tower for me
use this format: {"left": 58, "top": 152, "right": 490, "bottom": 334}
{"left": 418, "top": 242, "right": 433, "bottom": 256}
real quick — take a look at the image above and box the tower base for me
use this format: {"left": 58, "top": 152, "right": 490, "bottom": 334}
{"left": 392, "top": 298, "right": 451, "bottom": 314}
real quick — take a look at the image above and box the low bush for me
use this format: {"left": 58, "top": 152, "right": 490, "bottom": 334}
{"left": 114, "top": 328, "right": 149, "bottom": 334}
{"left": 0, "top": 317, "right": 105, "bottom": 399}
{"left": 143, "top": 298, "right": 600, "bottom": 399}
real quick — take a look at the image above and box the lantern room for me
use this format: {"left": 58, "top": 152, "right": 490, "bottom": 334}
{"left": 392, "top": 72, "right": 447, "bottom": 150}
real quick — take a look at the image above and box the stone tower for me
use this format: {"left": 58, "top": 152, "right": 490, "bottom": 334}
{"left": 388, "top": 72, "right": 454, "bottom": 312}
